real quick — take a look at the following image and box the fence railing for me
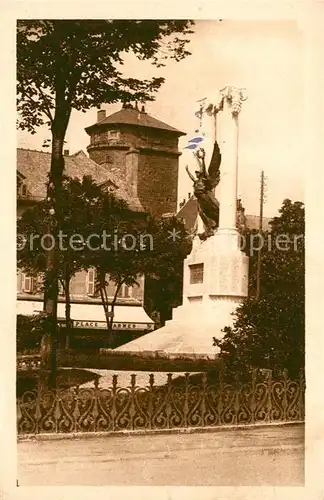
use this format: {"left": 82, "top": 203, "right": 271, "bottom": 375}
{"left": 17, "top": 371, "right": 305, "bottom": 435}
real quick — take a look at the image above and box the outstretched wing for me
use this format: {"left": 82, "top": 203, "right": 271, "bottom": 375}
{"left": 208, "top": 141, "right": 221, "bottom": 188}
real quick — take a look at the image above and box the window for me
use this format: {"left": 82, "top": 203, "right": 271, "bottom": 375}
{"left": 18, "top": 182, "right": 28, "bottom": 198}
{"left": 86, "top": 269, "right": 96, "bottom": 296}
{"left": 107, "top": 130, "right": 120, "bottom": 140}
{"left": 21, "top": 273, "right": 34, "bottom": 293}
{"left": 117, "top": 283, "right": 133, "bottom": 298}
{"left": 189, "top": 264, "right": 204, "bottom": 284}
{"left": 58, "top": 281, "right": 65, "bottom": 296}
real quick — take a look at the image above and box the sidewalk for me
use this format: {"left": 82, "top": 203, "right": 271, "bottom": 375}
{"left": 17, "top": 423, "right": 304, "bottom": 486}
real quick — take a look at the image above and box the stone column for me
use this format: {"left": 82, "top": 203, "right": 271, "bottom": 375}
{"left": 218, "top": 96, "right": 238, "bottom": 231}
{"left": 215, "top": 86, "right": 246, "bottom": 250}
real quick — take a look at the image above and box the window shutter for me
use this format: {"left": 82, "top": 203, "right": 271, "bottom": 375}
{"left": 86, "top": 269, "right": 95, "bottom": 296}
{"left": 117, "top": 284, "right": 133, "bottom": 298}
{"left": 22, "top": 273, "right": 33, "bottom": 293}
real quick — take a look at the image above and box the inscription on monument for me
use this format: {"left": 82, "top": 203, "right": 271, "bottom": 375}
{"left": 218, "top": 256, "right": 231, "bottom": 294}
{"left": 231, "top": 256, "right": 240, "bottom": 294}
{"left": 189, "top": 263, "right": 204, "bottom": 284}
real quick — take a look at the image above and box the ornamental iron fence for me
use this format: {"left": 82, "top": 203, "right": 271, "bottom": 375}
{"left": 17, "top": 371, "right": 305, "bottom": 435}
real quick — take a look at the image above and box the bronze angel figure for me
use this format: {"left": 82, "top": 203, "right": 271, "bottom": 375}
{"left": 185, "top": 141, "right": 221, "bottom": 240}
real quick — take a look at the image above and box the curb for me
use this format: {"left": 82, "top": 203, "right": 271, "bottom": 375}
{"left": 17, "top": 420, "right": 304, "bottom": 442}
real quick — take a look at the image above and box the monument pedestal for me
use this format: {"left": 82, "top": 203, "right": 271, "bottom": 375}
{"left": 115, "top": 230, "right": 248, "bottom": 358}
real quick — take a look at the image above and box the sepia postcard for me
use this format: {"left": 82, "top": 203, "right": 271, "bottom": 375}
{"left": 1, "top": 2, "right": 324, "bottom": 500}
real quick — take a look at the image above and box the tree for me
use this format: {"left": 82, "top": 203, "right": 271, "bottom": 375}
{"left": 214, "top": 199, "right": 305, "bottom": 378}
{"left": 144, "top": 262, "right": 183, "bottom": 327}
{"left": 90, "top": 212, "right": 191, "bottom": 340}
{"left": 143, "top": 216, "right": 192, "bottom": 326}
{"left": 17, "top": 20, "right": 194, "bottom": 382}
{"left": 83, "top": 189, "right": 145, "bottom": 337}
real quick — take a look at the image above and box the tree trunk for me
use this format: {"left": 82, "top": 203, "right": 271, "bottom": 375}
{"left": 40, "top": 24, "right": 73, "bottom": 387}
{"left": 44, "top": 127, "right": 67, "bottom": 388}
{"left": 108, "top": 282, "right": 123, "bottom": 346}
{"left": 98, "top": 275, "right": 122, "bottom": 347}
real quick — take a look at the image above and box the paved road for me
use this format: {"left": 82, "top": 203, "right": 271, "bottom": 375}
{"left": 18, "top": 424, "right": 304, "bottom": 486}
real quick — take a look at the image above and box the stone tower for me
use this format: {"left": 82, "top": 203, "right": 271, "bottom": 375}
{"left": 85, "top": 103, "right": 185, "bottom": 217}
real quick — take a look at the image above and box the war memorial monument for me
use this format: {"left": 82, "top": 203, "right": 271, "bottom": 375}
{"left": 116, "top": 86, "right": 249, "bottom": 358}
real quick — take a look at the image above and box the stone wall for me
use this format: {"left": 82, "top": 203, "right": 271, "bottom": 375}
{"left": 137, "top": 150, "right": 179, "bottom": 216}
{"left": 87, "top": 125, "right": 181, "bottom": 217}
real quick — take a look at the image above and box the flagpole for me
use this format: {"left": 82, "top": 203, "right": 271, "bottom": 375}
{"left": 212, "top": 109, "right": 217, "bottom": 143}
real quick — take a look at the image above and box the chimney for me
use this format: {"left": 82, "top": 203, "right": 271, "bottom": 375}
{"left": 97, "top": 109, "right": 106, "bottom": 122}
{"left": 64, "top": 149, "right": 69, "bottom": 156}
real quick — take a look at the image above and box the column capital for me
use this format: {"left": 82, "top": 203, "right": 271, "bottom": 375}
{"left": 219, "top": 86, "right": 247, "bottom": 116}
{"left": 202, "top": 86, "right": 247, "bottom": 117}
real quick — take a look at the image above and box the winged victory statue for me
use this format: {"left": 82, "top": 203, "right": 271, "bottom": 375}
{"left": 185, "top": 141, "right": 222, "bottom": 241}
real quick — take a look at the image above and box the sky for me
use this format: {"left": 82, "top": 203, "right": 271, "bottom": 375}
{"left": 17, "top": 19, "right": 305, "bottom": 218}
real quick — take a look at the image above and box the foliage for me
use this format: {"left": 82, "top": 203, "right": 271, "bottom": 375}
{"left": 214, "top": 199, "right": 305, "bottom": 378}
{"left": 143, "top": 216, "right": 191, "bottom": 325}
{"left": 17, "top": 20, "right": 194, "bottom": 133}
{"left": 142, "top": 215, "right": 192, "bottom": 279}
{"left": 17, "top": 314, "right": 45, "bottom": 352}
{"left": 89, "top": 212, "right": 192, "bottom": 331}
{"left": 84, "top": 194, "right": 147, "bottom": 330}
{"left": 18, "top": 175, "right": 101, "bottom": 279}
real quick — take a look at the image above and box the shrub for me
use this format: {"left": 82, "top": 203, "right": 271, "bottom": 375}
{"left": 17, "top": 314, "right": 44, "bottom": 353}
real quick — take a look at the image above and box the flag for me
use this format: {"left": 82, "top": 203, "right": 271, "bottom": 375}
{"left": 189, "top": 137, "right": 204, "bottom": 144}
{"left": 183, "top": 132, "right": 206, "bottom": 150}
